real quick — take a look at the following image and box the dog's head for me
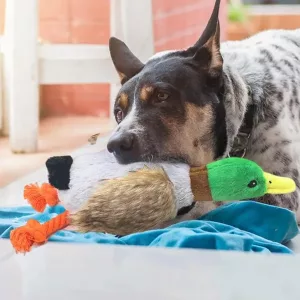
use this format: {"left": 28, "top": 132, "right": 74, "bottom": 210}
{"left": 107, "top": 0, "right": 227, "bottom": 166}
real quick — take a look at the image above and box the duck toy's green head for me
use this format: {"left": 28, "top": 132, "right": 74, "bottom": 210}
{"left": 190, "top": 157, "right": 296, "bottom": 202}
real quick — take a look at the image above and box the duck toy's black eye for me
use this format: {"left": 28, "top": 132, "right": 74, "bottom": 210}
{"left": 248, "top": 180, "right": 258, "bottom": 188}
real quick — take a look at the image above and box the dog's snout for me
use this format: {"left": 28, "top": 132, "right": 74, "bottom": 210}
{"left": 107, "top": 132, "right": 140, "bottom": 163}
{"left": 107, "top": 132, "right": 134, "bottom": 152}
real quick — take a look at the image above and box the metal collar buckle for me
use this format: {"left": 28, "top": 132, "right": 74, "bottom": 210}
{"left": 228, "top": 104, "right": 256, "bottom": 159}
{"left": 228, "top": 131, "right": 251, "bottom": 158}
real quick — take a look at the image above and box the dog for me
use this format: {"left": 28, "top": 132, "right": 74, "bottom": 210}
{"left": 105, "top": 0, "right": 300, "bottom": 221}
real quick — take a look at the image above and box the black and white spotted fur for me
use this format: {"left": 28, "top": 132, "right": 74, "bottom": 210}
{"left": 221, "top": 29, "right": 300, "bottom": 219}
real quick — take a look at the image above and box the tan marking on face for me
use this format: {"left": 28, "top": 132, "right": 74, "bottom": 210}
{"left": 140, "top": 86, "right": 154, "bottom": 102}
{"left": 162, "top": 103, "right": 215, "bottom": 166}
{"left": 118, "top": 71, "right": 127, "bottom": 83}
{"left": 119, "top": 93, "right": 129, "bottom": 110}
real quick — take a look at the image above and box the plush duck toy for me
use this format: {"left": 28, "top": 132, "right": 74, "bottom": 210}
{"left": 10, "top": 148, "right": 296, "bottom": 253}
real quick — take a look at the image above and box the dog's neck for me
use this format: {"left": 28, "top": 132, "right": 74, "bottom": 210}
{"left": 229, "top": 104, "right": 255, "bottom": 158}
{"left": 221, "top": 64, "right": 256, "bottom": 158}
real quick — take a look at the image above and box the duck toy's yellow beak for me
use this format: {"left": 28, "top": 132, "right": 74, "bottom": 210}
{"left": 263, "top": 172, "right": 296, "bottom": 195}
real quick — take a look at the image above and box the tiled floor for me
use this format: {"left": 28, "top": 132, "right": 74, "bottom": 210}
{"left": 0, "top": 116, "right": 113, "bottom": 188}
{"left": 2, "top": 241, "right": 300, "bottom": 300}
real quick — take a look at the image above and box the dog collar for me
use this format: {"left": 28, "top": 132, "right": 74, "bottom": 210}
{"left": 229, "top": 104, "right": 256, "bottom": 158}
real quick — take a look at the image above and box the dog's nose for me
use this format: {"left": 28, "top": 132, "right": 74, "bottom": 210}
{"left": 107, "top": 132, "right": 134, "bottom": 152}
{"left": 107, "top": 132, "right": 138, "bottom": 163}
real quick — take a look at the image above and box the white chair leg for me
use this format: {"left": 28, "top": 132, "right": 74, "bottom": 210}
{"left": 3, "top": 0, "right": 39, "bottom": 153}
{"left": 109, "top": 0, "right": 154, "bottom": 125}
{"left": 119, "top": 0, "right": 155, "bottom": 62}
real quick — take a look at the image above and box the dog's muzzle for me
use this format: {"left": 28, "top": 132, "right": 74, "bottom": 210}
{"left": 107, "top": 131, "right": 142, "bottom": 164}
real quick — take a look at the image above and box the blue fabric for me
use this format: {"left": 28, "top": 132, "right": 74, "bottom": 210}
{"left": 0, "top": 201, "right": 298, "bottom": 253}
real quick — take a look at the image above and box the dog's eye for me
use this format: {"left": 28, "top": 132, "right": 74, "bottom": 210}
{"left": 156, "top": 92, "right": 169, "bottom": 102}
{"left": 115, "top": 109, "right": 124, "bottom": 123}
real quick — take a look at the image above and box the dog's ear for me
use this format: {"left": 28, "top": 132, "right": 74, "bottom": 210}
{"left": 192, "top": 0, "right": 223, "bottom": 85}
{"left": 109, "top": 37, "right": 145, "bottom": 84}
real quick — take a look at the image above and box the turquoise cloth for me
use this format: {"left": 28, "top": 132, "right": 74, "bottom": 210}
{"left": 0, "top": 201, "right": 298, "bottom": 253}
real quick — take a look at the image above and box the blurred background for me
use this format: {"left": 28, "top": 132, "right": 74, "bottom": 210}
{"left": 1, "top": 0, "right": 300, "bottom": 188}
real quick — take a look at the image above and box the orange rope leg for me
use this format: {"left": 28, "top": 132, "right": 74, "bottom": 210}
{"left": 24, "top": 183, "right": 59, "bottom": 212}
{"left": 10, "top": 210, "right": 70, "bottom": 253}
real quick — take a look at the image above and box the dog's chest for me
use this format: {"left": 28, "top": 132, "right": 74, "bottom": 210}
{"left": 222, "top": 30, "right": 300, "bottom": 173}
{"left": 217, "top": 30, "right": 300, "bottom": 213}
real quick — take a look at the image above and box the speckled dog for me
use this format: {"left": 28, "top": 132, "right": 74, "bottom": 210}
{"left": 105, "top": 0, "right": 300, "bottom": 220}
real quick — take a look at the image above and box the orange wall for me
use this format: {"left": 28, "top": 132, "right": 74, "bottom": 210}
{"left": 0, "top": 0, "right": 227, "bottom": 117}
{"left": 39, "top": 0, "right": 110, "bottom": 117}
{"left": 152, "top": 0, "right": 227, "bottom": 52}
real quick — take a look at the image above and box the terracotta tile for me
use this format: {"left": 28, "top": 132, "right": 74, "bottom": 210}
{"left": 153, "top": 0, "right": 204, "bottom": 15}
{"left": 70, "top": 0, "right": 109, "bottom": 22}
{"left": 69, "top": 84, "right": 110, "bottom": 117}
{"left": 152, "top": 0, "right": 226, "bottom": 52}
{"left": 39, "top": 0, "right": 69, "bottom": 21}
{"left": 41, "top": 84, "right": 110, "bottom": 117}
{"left": 0, "top": 0, "right": 5, "bottom": 34}
{"left": 71, "top": 97, "right": 110, "bottom": 117}
{"left": 70, "top": 84, "right": 109, "bottom": 98}
{"left": 152, "top": 0, "right": 180, "bottom": 14}
{"left": 42, "top": 85, "right": 74, "bottom": 101}
{"left": 40, "top": 20, "right": 71, "bottom": 43}
{"left": 41, "top": 85, "right": 74, "bottom": 116}
{"left": 154, "top": 7, "right": 207, "bottom": 41}
{"left": 70, "top": 21, "right": 109, "bottom": 44}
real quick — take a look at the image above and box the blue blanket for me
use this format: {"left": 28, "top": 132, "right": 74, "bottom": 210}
{"left": 0, "top": 201, "right": 298, "bottom": 253}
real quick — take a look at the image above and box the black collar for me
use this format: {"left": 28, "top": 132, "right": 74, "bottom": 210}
{"left": 228, "top": 104, "right": 256, "bottom": 158}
